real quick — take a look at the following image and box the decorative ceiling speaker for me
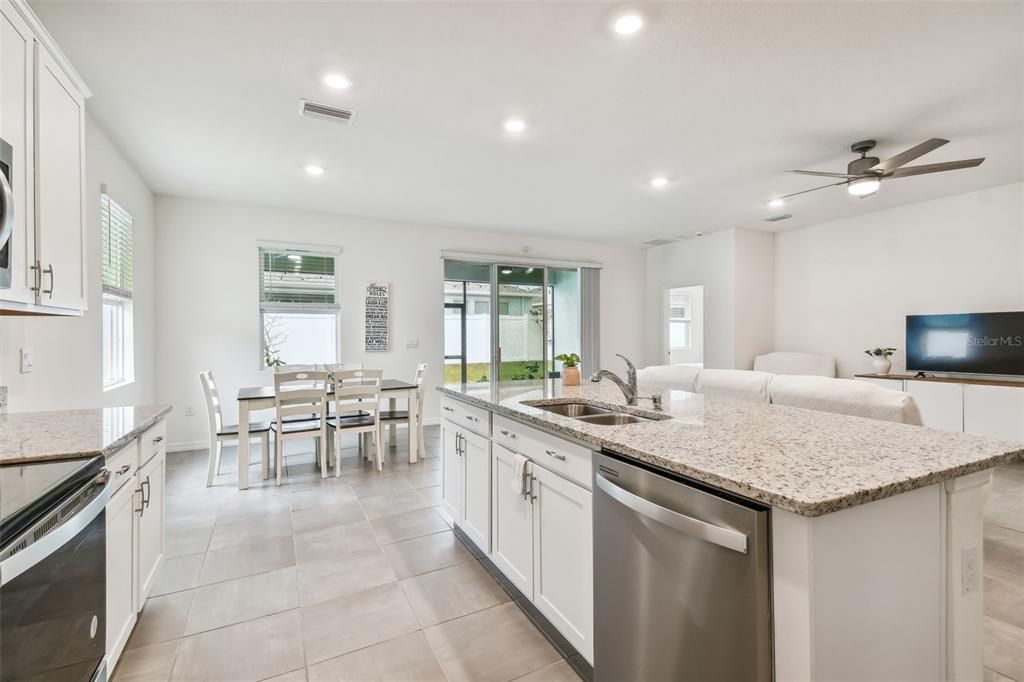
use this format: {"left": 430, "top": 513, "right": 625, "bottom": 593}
{"left": 780, "top": 139, "right": 984, "bottom": 200}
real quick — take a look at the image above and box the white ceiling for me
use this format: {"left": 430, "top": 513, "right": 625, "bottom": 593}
{"left": 31, "top": 1, "right": 1024, "bottom": 245}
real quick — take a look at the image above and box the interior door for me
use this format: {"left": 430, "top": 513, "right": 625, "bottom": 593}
{"left": 491, "top": 444, "right": 534, "bottom": 597}
{"left": 0, "top": 1, "right": 36, "bottom": 304}
{"left": 440, "top": 420, "right": 463, "bottom": 522}
{"left": 34, "top": 44, "right": 86, "bottom": 310}
{"left": 496, "top": 265, "right": 546, "bottom": 381}
{"left": 460, "top": 428, "right": 491, "bottom": 552}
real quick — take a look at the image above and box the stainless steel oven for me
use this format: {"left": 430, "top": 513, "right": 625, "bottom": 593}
{"left": 0, "top": 136, "right": 13, "bottom": 289}
{"left": 0, "top": 456, "right": 111, "bottom": 682}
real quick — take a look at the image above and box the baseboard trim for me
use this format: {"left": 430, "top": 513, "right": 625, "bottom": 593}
{"left": 452, "top": 526, "right": 594, "bottom": 681}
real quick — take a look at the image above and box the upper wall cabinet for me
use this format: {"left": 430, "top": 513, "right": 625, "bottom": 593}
{"left": 0, "top": 0, "right": 89, "bottom": 316}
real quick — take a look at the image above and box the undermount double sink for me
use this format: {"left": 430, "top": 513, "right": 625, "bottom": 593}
{"left": 526, "top": 401, "right": 668, "bottom": 425}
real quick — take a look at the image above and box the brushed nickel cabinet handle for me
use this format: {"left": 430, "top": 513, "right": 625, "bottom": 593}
{"left": 42, "top": 265, "right": 53, "bottom": 298}
{"left": 545, "top": 449, "right": 567, "bottom": 461}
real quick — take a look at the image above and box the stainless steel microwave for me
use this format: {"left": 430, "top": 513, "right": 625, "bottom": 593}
{"left": 0, "top": 136, "right": 13, "bottom": 289}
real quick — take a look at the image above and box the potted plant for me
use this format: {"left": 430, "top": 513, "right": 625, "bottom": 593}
{"left": 555, "top": 353, "right": 582, "bottom": 386}
{"left": 864, "top": 347, "right": 897, "bottom": 375}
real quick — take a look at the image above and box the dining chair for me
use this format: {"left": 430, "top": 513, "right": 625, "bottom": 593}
{"left": 327, "top": 369, "right": 385, "bottom": 473}
{"left": 270, "top": 369, "right": 329, "bottom": 485}
{"left": 379, "top": 363, "right": 428, "bottom": 455}
{"left": 199, "top": 371, "right": 273, "bottom": 487}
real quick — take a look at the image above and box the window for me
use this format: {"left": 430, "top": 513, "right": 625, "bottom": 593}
{"left": 259, "top": 246, "right": 339, "bottom": 367}
{"left": 101, "top": 191, "right": 134, "bottom": 389}
{"left": 668, "top": 291, "right": 691, "bottom": 350}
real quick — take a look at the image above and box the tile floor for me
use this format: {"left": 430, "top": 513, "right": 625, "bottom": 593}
{"left": 114, "top": 426, "right": 1024, "bottom": 681}
{"left": 113, "top": 426, "right": 582, "bottom": 682}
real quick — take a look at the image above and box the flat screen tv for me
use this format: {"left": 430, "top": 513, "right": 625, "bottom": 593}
{"left": 906, "top": 312, "right": 1024, "bottom": 376}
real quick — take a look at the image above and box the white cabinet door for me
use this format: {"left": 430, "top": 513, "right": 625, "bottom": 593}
{"left": 532, "top": 463, "right": 594, "bottom": 663}
{"left": 461, "top": 428, "right": 491, "bottom": 552}
{"left": 105, "top": 475, "right": 137, "bottom": 671}
{"left": 440, "top": 419, "right": 463, "bottom": 523}
{"left": 34, "top": 44, "right": 86, "bottom": 311}
{"left": 964, "top": 385, "right": 1024, "bottom": 442}
{"left": 135, "top": 448, "right": 165, "bottom": 609}
{"left": 491, "top": 444, "right": 534, "bottom": 598}
{"left": 906, "top": 381, "right": 963, "bottom": 432}
{"left": 0, "top": 1, "right": 36, "bottom": 304}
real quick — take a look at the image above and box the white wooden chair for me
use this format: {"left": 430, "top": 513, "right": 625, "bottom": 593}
{"left": 270, "top": 369, "right": 329, "bottom": 485}
{"left": 327, "top": 369, "right": 385, "bottom": 473}
{"left": 380, "top": 363, "right": 427, "bottom": 455}
{"left": 200, "top": 371, "right": 272, "bottom": 487}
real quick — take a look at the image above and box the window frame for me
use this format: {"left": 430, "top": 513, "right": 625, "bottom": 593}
{"left": 101, "top": 188, "right": 135, "bottom": 390}
{"left": 102, "top": 293, "right": 135, "bottom": 390}
{"left": 257, "top": 242, "right": 341, "bottom": 370}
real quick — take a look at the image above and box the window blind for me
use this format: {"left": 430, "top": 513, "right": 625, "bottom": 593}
{"left": 101, "top": 192, "right": 133, "bottom": 298}
{"left": 259, "top": 248, "right": 338, "bottom": 308}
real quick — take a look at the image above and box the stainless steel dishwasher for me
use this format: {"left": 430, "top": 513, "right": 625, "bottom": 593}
{"left": 593, "top": 452, "right": 772, "bottom": 682}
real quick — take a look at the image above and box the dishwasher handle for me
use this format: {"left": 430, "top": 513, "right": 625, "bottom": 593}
{"left": 595, "top": 473, "right": 748, "bottom": 554}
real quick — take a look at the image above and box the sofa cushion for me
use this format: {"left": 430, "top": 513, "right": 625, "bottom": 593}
{"left": 636, "top": 364, "right": 701, "bottom": 393}
{"left": 695, "top": 369, "right": 773, "bottom": 403}
{"left": 753, "top": 352, "right": 836, "bottom": 378}
{"left": 768, "top": 374, "right": 923, "bottom": 425}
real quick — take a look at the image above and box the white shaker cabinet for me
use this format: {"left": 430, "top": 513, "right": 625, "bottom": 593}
{"left": 906, "top": 381, "right": 964, "bottom": 432}
{"left": 491, "top": 444, "right": 534, "bottom": 597}
{"left": 461, "top": 428, "right": 491, "bottom": 553}
{"left": 105, "top": 473, "right": 137, "bottom": 670}
{"left": 135, "top": 447, "right": 165, "bottom": 608}
{"left": 964, "top": 385, "right": 1024, "bottom": 442}
{"left": 441, "top": 420, "right": 464, "bottom": 523}
{"left": 531, "top": 463, "right": 594, "bottom": 662}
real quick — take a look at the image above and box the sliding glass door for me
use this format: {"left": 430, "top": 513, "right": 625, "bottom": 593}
{"left": 444, "top": 259, "right": 588, "bottom": 384}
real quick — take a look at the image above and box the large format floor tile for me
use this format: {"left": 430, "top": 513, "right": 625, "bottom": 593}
{"left": 293, "top": 519, "right": 380, "bottom": 563}
{"left": 306, "top": 631, "right": 446, "bottom": 682}
{"left": 185, "top": 566, "right": 299, "bottom": 635}
{"left": 172, "top": 609, "right": 306, "bottom": 681}
{"left": 198, "top": 536, "right": 296, "bottom": 585}
{"left": 150, "top": 552, "right": 204, "bottom": 597}
{"left": 296, "top": 546, "right": 397, "bottom": 606}
{"left": 400, "top": 561, "right": 511, "bottom": 627}
{"left": 382, "top": 529, "right": 474, "bottom": 579}
{"left": 370, "top": 507, "right": 449, "bottom": 544}
{"left": 111, "top": 640, "right": 179, "bottom": 682}
{"left": 126, "top": 590, "right": 195, "bottom": 650}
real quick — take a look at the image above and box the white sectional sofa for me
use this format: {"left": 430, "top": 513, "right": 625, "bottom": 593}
{"left": 637, "top": 365, "right": 923, "bottom": 426}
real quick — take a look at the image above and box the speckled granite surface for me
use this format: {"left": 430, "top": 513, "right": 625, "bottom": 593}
{"left": 0, "top": 404, "right": 173, "bottom": 464}
{"left": 438, "top": 381, "right": 1024, "bottom": 517}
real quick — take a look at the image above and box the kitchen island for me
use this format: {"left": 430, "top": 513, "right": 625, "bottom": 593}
{"left": 437, "top": 380, "right": 1023, "bottom": 682}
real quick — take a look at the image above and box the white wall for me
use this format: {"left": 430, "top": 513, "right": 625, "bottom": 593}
{"left": 774, "top": 182, "right": 1024, "bottom": 377}
{"left": 734, "top": 229, "right": 775, "bottom": 371}
{"left": 155, "top": 196, "right": 646, "bottom": 449}
{"left": 0, "top": 114, "right": 156, "bottom": 411}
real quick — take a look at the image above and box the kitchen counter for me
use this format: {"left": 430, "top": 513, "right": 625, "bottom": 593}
{"left": 0, "top": 404, "right": 173, "bottom": 464}
{"left": 438, "top": 381, "right": 1023, "bottom": 516}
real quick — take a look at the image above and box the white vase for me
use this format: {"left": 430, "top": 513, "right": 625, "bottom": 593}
{"left": 872, "top": 357, "right": 892, "bottom": 375}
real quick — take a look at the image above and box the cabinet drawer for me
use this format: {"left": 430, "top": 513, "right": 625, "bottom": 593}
{"left": 139, "top": 419, "right": 167, "bottom": 465}
{"left": 106, "top": 440, "right": 139, "bottom": 493}
{"left": 441, "top": 397, "right": 490, "bottom": 438}
{"left": 494, "top": 414, "right": 592, "bottom": 489}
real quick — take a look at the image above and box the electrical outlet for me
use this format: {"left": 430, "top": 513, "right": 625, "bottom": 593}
{"left": 185, "top": 406, "right": 195, "bottom": 417}
{"left": 962, "top": 545, "right": 980, "bottom": 594}
{"left": 20, "top": 349, "right": 33, "bottom": 374}
{"left": 405, "top": 338, "right": 419, "bottom": 349}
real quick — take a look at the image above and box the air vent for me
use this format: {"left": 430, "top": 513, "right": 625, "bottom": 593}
{"left": 643, "top": 239, "right": 674, "bottom": 246}
{"left": 298, "top": 99, "right": 356, "bottom": 125}
{"left": 763, "top": 214, "right": 792, "bottom": 223}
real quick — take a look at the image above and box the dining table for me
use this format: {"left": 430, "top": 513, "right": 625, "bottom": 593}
{"left": 235, "top": 378, "right": 420, "bottom": 490}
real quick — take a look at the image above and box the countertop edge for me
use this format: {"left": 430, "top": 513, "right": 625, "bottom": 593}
{"left": 436, "top": 387, "right": 1024, "bottom": 517}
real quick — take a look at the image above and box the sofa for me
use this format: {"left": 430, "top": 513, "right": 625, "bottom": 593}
{"left": 637, "top": 364, "right": 923, "bottom": 426}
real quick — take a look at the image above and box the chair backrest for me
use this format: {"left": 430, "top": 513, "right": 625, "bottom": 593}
{"left": 199, "top": 370, "right": 223, "bottom": 435}
{"left": 323, "top": 362, "right": 363, "bottom": 373}
{"left": 413, "top": 363, "right": 427, "bottom": 399}
{"left": 273, "top": 369, "right": 329, "bottom": 425}
{"left": 277, "top": 363, "right": 320, "bottom": 372}
{"left": 753, "top": 352, "right": 836, "bottom": 378}
{"left": 332, "top": 368, "right": 383, "bottom": 418}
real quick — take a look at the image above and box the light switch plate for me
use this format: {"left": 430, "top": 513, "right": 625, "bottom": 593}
{"left": 20, "top": 349, "right": 33, "bottom": 374}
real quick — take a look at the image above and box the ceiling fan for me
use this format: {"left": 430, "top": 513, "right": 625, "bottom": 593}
{"left": 780, "top": 139, "right": 984, "bottom": 200}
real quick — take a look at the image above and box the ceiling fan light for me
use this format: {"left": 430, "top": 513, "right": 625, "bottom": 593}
{"left": 848, "top": 177, "right": 880, "bottom": 197}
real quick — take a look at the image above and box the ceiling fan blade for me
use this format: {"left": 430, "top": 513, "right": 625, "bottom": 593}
{"left": 787, "top": 169, "right": 859, "bottom": 179}
{"left": 886, "top": 158, "right": 985, "bottom": 178}
{"left": 778, "top": 180, "right": 849, "bottom": 201}
{"left": 871, "top": 138, "right": 949, "bottom": 173}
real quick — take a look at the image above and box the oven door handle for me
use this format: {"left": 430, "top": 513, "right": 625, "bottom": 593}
{"left": 0, "top": 476, "right": 112, "bottom": 586}
{"left": 0, "top": 166, "right": 13, "bottom": 252}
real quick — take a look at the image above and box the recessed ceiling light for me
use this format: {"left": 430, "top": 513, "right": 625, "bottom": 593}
{"left": 304, "top": 164, "right": 325, "bottom": 177}
{"left": 503, "top": 118, "right": 527, "bottom": 134}
{"left": 847, "top": 177, "right": 880, "bottom": 197}
{"left": 768, "top": 198, "right": 785, "bottom": 209}
{"left": 613, "top": 13, "right": 644, "bottom": 36}
{"left": 323, "top": 73, "right": 352, "bottom": 90}
{"left": 650, "top": 176, "right": 669, "bottom": 189}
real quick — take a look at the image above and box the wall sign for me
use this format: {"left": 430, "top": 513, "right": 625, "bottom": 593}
{"left": 365, "top": 282, "right": 390, "bottom": 352}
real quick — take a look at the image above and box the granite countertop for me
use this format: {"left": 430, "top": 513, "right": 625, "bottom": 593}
{"left": 0, "top": 404, "right": 173, "bottom": 464}
{"left": 437, "top": 381, "right": 1024, "bottom": 517}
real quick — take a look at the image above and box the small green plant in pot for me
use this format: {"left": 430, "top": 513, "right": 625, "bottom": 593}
{"left": 555, "top": 353, "right": 582, "bottom": 386}
{"left": 864, "top": 347, "right": 897, "bottom": 375}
